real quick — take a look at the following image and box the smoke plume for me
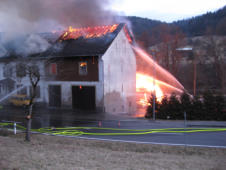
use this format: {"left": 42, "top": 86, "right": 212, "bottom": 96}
{"left": 0, "top": 0, "right": 120, "bottom": 57}
{"left": 0, "top": 0, "right": 118, "bottom": 33}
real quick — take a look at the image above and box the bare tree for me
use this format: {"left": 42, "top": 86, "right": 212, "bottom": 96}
{"left": 25, "top": 64, "right": 40, "bottom": 141}
{"left": 205, "top": 33, "right": 226, "bottom": 93}
{"left": 15, "top": 61, "right": 41, "bottom": 141}
{"left": 154, "top": 24, "right": 185, "bottom": 75}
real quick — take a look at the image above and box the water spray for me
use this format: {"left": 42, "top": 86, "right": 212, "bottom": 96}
{"left": 0, "top": 85, "right": 27, "bottom": 103}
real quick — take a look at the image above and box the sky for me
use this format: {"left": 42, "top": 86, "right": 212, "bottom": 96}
{"left": 0, "top": 0, "right": 225, "bottom": 33}
{"left": 111, "top": 0, "right": 226, "bottom": 22}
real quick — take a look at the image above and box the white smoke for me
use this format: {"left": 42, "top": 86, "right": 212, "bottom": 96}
{"left": 0, "top": 44, "right": 8, "bottom": 57}
{"left": 0, "top": 0, "right": 129, "bottom": 57}
{"left": 16, "top": 34, "right": 51, "bottom": 57}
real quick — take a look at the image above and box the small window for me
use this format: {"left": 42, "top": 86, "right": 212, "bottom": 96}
{"left": 49, "top": 63, "right": 57, "bottom": 75}
{"left": 3, "top": 65, "right": 13, "bottom": 78}
{"left": 79, "top": 62, "right": 88, "bottom": 75}
{"left": 16, "top": 63, "right": 26, "bottom": 77}
{"left": 30, "top": 86, "right": 40, "bottom": 98}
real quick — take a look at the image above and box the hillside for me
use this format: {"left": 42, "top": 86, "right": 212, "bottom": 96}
{"left": 127, "top": 5, "right": 226, "bottom": 46}
{"left": 174, "top": 6, "right": 226, "bottom": 36}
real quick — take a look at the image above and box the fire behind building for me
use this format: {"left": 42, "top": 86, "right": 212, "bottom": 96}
{"left": 0, "top": 23, "right": 137, "bottom": 114}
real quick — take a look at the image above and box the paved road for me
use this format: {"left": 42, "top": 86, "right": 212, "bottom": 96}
{"left": 74, "top": 119, "right": 226, "bottom": 148}
{"left": 1, "top": 106, "right": 226, "bottom": 148}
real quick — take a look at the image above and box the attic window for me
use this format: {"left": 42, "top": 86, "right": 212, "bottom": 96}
{"left": 49, "top": 63, "right": 57, "bottom": 75}
{"left": 79, "top": 62, "right": 87, "bottom": 75}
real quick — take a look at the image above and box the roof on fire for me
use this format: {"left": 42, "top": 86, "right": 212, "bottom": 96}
{"left": 0, "top": 23, "right": 133, "bottom": 59}
{"left": 42, "top": 23, "right": 133, "bottom": 57}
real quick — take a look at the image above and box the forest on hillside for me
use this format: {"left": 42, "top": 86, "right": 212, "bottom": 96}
{"left": 127, "top": 5, "right": 226, "bottom": 47}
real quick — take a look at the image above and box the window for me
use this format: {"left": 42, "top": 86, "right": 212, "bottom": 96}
{"left": 16, "top": 63, "right": 26, "bottom": 77}
{"left": 3, "top": 64, "right": 13, "bottom": 78}
{"left": 49, "top": 63, "right": 57, "bottom": 75}
{"left": 79, "top": 62, "right": 87, "bottom": 75}
{"left": 29, "top": 86, "right": 40, "bottom": 98}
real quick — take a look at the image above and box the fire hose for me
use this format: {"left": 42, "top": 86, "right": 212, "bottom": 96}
{"left": 1, "top": 122, "right": 226, "bottom": 137}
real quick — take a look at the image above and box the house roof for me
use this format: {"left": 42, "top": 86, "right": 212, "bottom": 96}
{"left": 0, "top": 23, "right": 133, "bottom": 59}
{"left": 43, "top": 23, "right": 130, "bottom": 57}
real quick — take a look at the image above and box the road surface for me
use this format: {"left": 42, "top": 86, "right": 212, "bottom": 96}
{"left": 0, "top": 106, "right": 226, "bottom": 148}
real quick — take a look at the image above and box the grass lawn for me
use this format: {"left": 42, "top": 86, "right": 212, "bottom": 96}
{"left": 0, "top": 132, "right": 226, "bottom": 170}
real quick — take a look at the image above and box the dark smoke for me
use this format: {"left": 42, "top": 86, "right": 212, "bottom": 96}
{"left": 0, "top": 0, "right": 118, "bottom": 32}
{"left": 0, "top": 0, "right": 122, "bottom": 57}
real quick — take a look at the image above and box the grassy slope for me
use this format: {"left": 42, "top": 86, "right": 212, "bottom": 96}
{"left": 0, "top": 134, "right": 226, "bottom": 170}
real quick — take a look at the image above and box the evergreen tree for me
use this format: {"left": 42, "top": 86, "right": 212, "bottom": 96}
{"left": 145, "top": 95, "right": 160, "bottom": 119}
{"left": 168, "top": 93, "right": 182, "bottom": 119}
{"left": 215, "top": 94, "right": 225, "bottom": 120}
{"left": 191, "top": 95, "right": 204, "bottom": 120}
{"left": 158, "top": 95, "right": 170, "bottom": 119}
{"left": 180, "top": 92, "right": 192, "bottom": 119}
{"left": 203, "top": 91, "right": 216, "bottom": 120}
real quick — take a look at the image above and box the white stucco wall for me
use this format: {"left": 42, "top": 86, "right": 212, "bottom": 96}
{"left": 42, "top": 80, "right": 104, "bottom": 109}
{"left": 102, "top": 29, "right": 136, "bottom": 114}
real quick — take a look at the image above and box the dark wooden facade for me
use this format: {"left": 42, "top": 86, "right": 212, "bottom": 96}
{"left": 46, "top": 56, "right": 99, "bottom": 82}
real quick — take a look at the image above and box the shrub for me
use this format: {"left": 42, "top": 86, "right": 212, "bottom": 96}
{"left": 203, "top": 91, "right": 216, "bottom": 120}
{"left": 145, "top": 95, "right": 160, "bottom": 119}
{"left": 180, "top": 92, "right": 192, "bottom": 119}
{"left": 168, "top": 93, "right": 182, "bottom": 119}
{"left": 145, "top": 91, "right": 226, "bottom": 121}
{"left": 158, "top": 96, "right": 169, "bottom": 119}
{"left": 191, "top": 95, "right": 204, "bottom": 120}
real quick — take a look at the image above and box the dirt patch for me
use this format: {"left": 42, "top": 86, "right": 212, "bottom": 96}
{"left": 0, "top": 133, "right": 226, "bottom": 170}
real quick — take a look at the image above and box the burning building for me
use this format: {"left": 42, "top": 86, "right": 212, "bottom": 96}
{"left": 0, "top": 23, "right": 137, "bottom": 114}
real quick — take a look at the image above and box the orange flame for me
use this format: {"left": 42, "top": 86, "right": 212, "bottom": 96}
{"left": 138, "top": 93, "right": 151, "bottom": 107}
{"left": 135, "top": 73, "right": 164, "bottom": 117}
{"left": 136, "top": 73, "right": 164, "bottom": 104}
{"left": 123, "top": 26, "right": 132, "bottom": 43}
{"left": 60, "top": 24, "right": 119, "bottom": 41}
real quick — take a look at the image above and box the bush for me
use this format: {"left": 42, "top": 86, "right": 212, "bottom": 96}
{"left": 191, "top": 95, "right": 204, "bottom": 120}
{"left": 145, "top": 95, "right": 160, "bottom": 119}
{"left": 145, "top": 91, "right": 226, "bottom": 121}
{"left": 203, "top": 91, "right": 216, "bottom": 120}
{"left": 158, "top": 96, "right": 169, "bottom": 119}
{"left": 167, "top": 93, "right": 182, "bottom": 119}
{"left": 215, "top": 94, "right": 225, "bottom": 120}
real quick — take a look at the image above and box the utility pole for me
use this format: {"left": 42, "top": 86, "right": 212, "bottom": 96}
{"left": 193, "top": 55, "right": 197, "bottom": 96}
{"left": 176, "top": 46, "right": 194, "bottom": 95}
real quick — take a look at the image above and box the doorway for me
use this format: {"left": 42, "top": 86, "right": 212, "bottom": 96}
{"left": 72, "top": 86, "right": 96, "bottom": 110}
{"left": 49, "top": 85, "right": 61, "bottom": 107}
